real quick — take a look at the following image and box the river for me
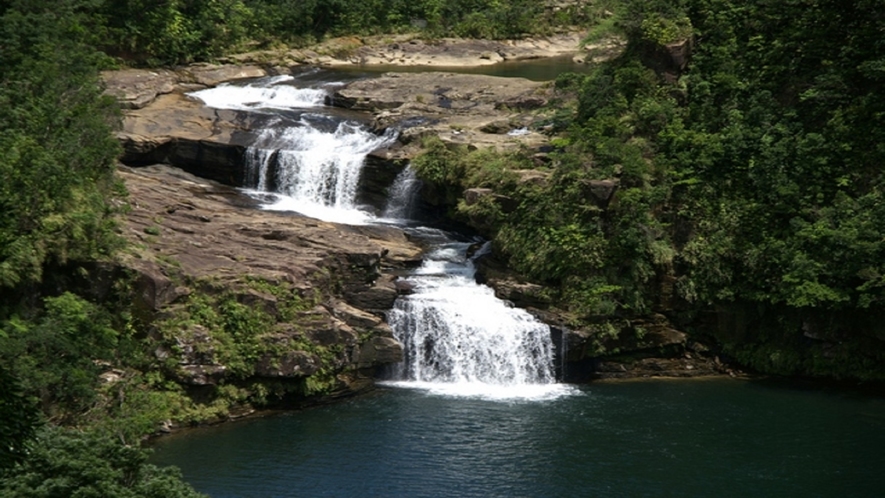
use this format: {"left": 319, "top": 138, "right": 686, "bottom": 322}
{"left": 150, "top": 68, "right": 885, "bottom": 497}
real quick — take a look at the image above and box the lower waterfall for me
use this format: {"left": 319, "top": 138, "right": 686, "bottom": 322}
{"left": 384, "top": 236, "right": 575, "bottom": 401}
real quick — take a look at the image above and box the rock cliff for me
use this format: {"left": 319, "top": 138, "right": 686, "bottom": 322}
{"left": 118, "top": 164, "right": 422, "bottom": 415}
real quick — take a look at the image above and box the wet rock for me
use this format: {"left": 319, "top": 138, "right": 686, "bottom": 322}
{"left": 356, "top": 336, "right": 404, "bottom": 368}
{"left": 394, "top": 279, "right": 417, "bottom": 295}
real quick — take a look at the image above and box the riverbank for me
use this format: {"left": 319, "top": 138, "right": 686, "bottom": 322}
{"left": 218, "top": 31, "right": 622, "bottom": 68}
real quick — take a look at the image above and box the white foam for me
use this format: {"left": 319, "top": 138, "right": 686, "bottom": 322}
{"left": 189, "top": 79, "right": 326, "bottom": 111}
{"left": 260, "top": 195, "right": 373, "bottom": 225}
{"left": 379, "top": 380, "right": 580, "bottom": 402}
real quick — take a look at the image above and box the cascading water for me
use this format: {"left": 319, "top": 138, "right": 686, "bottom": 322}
{"left": 384, "top": 237, "right": 574, "bottom": 400}
{"left": 188, "top": 75, "right": 328, "bottom": 111}
{"left": 191, "top": 73, "right": 573, "bottom": 400}
{"left": 382, "top": 166, "right": 422, "bottom": 221}
{"left": 189, "top": 76, "right": 396, "bottom": 224}
{"left": 243, "top": 120, "right": 397, "bottom": 224}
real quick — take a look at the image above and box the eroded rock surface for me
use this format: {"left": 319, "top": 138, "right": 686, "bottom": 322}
{"left": 119, "top": 164, "right": 423, "bottom": 396}
{"left": 332, "top": 72, "right": 553, "bottom": 155}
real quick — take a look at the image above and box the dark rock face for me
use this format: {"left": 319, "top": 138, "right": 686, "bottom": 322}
{"left": 357, "top": 151, "right": 408, "bottom": 213}
{"left": 356, "top": 336, "right": 404, "bottom": 368}
{"left": 255, "top": 351, "right": 320, "bottom": 378}
{"left": 585, "top": 179, "right": 619, "bottom": 208}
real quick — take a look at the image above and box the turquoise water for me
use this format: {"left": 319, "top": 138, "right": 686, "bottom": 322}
{"left": 151, "top": 379, "right": 885, "bottom": 497}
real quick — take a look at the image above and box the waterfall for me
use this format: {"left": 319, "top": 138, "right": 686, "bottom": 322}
{"left": 385, "top": 239, "right": 574, "bottom": 401}
{"left": 382, "top": 166, "right": 422, "bottom": 220}
{"left": 190, "top": 77, "right": 397, "bottom": 225}
{"left": 240, "top": 121, "right": 397, "bottom": 224}
{"left": 191, "top": 74, "right": 573, "bottom": 400}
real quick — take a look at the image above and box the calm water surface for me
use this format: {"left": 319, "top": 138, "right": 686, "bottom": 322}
{"left": 151, "top": 379, "right": 885, "bottom": 497}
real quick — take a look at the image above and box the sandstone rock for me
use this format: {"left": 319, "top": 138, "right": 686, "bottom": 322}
{"left": 464, "top": 188, "right": 495, "bottom": 205}
{"left": 170, "top": 324, "right": 218, "bottom": 366}
{"left": 102, "top": 69, "right": 177, "bottom": 109}
{"left": 331, "top": 301, "right": 383, "bottom": 329}
{"left": 180, "top": 64, "right": 267, "bottom": 87}
{"left": 585, "top": 179, "right": 619, "bottom": 207}
{"left": 298, "top": 32, "right": 585, "bottom": 68}
{"left": 305, "top": 320, "right": 359, "bottom": 348}
{"left": 130, "top": 260, "right": 180, "bottom": 311}
{"left": 177, "top": 365, "right": 227, "bottom": 385}
{"left": 491, "top": 279, "right": 551, "bottom": 309}
{"left": 356, "top": 336, "right": 404, "bottom": 368}
{"left": 514, "top": 169, "right": 550, "bottom": 187}
{"left": 235, "top": 289, "right": 279, "bottom": 319}
{"left": 345, "top": 279, "right": 399, "bottom": 311}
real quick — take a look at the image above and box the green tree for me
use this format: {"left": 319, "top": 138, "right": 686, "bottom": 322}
{"left": 0, "top": 366, "right": 40, "bottom": 474}
{"left": 0, "top": 1, "right": 123, "bottom": 288}
{"left": 0, "top": 427, "right": 206, "bottom": 497}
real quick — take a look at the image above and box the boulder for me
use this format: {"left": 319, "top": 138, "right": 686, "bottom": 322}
{"left": 356, "top": 336, "right": 404, "bottom": 368}
{"left": 331, "top": 301, "right": 383, "bottom": 329}
{"left": 130, "top": 260, "right": 181, "bottom": 311}
{"left": 181, "top": 64, "right": 267, "bottom": 87}
{"left": 585, "top": 179, "right": 619, "bottom": 208}
{"left": 101, "top": 69, "right": 178, "bottom": 109}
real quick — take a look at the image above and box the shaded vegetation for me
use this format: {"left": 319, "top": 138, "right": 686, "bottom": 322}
{"left": 0, "top": 426, "right": 205, "bottom": 497}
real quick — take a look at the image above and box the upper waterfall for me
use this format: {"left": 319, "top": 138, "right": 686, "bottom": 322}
{"left": 189, "top": 76, "right": 397, "bottom": 225}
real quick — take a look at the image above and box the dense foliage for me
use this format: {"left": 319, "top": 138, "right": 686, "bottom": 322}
{"left": 0, "top": 366, "right": 40, "bottom": 473}
{"left": 29, "top": 0, "right": 592, "bottom": 65}
{"left": 414, "top": 0, "right": 885, "bottom": 379}
{"left": 0, "top": 2, "right": 199, "bottom": 495}
{"left": 0, "top": 0, "right": 123, "bottom": 289}
{"left": 0, "top": 427, "right": 206, "bottom": 497}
